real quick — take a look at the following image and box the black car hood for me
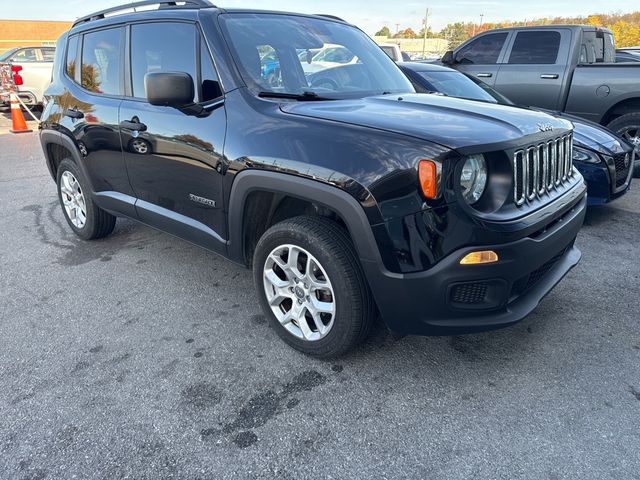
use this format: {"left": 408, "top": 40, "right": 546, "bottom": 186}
{"left": 280, "top": 93, "right": 573, "bottom": 150}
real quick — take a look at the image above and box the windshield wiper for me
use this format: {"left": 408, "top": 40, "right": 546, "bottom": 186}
{"left": 257, "top": 91, "right": 334, "bottom": 101}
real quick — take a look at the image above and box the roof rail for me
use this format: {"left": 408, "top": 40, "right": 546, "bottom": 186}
{"left": 315, "top": 14, "right": 347, "bottom": 23}
{"left": 73, "top": 0, "right": 215, "bottom": 27}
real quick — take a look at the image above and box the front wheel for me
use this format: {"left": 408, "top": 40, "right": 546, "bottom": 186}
{"left": 253, "top": 216, "right": 375, "bottom": 358}
{"left": 607, "top": 113, "right": 640, "bottom": 177}
{"left": 56, "top": 159, "right": 116, "bottom": 240}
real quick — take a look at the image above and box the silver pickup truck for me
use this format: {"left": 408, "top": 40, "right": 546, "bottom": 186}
{"left": 0, "top": 46, "right": 55, "bottom": 108}
{"left": 442, "top": 25, "right": 640, "bottom": 169}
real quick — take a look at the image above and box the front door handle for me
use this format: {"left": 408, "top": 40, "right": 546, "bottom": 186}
{"left": 540, "top": 74, "right": 559, "bottom": 79}
{"left": 119, "top": 119, "right": 147, "bottom": 132}
{"left": 476, "top": 73, "right": 493, "bottom": 78}
{"left": 63, "top": 107, "right": 84, "bottom": 119}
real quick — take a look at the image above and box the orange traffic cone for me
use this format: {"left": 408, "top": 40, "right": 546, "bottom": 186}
{"left": 9, "top": 92, "right": 32, "bottom": 134}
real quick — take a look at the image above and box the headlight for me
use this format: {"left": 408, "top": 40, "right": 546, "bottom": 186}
{"left": 572, "top": 146, "right": 600, "bottom": 164}
{"left": 460, "top": 154, "right": 487, "bottom": 204}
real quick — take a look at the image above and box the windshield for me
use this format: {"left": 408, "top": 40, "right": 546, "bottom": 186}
{"left": 0, "top": 48, "right": 19, "bottom": 62}
{"left": 220, "top": 13, "right": 414, "bottom": 99}
{"left": 416, "top": 71, "right": 499, "bottom": 104}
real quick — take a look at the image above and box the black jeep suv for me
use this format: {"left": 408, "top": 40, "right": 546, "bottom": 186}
{"left": 40, "top": 0, "right": 587, "bottom": 357}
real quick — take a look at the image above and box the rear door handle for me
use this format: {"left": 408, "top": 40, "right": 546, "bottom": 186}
{"left": 476, "top": 73, "right": 493, "bottom": 78}
{"left": 540, "top": 74, "right": 559, "bottom": 79}
{"left": 63, "top": 108, "right": 84, "bottom": 119}
{"left": 119, "top": 119, "right": 147, "bottom": 132}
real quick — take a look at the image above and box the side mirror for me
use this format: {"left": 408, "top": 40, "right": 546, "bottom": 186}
{"left": 145, "top": 72, "right": 194, "bottom": 108}
{"left": 441, "top": 50, "right": 455, "bottom": 65}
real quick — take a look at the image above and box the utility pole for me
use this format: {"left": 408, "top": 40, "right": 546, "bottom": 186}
{"left": 479, "top": 14, "right": 484, "bottom": 32}
{"left": 422, "top": 8, "right": 430, "bottom": 57}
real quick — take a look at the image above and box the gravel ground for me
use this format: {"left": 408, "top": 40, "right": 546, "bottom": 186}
{"left": 0, "top": 118, "right": 639, "bottom": 479}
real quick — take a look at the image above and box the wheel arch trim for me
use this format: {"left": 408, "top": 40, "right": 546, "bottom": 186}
{"left": 39, "top": 130, "right": 96, "bottom": 194}
{"left": 227, "top": 170, "right": 384, "bottom": 266}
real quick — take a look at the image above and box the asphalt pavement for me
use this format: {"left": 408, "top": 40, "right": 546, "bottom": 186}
{"left": 1, "top": 114, "right": 639, "bottom": 479}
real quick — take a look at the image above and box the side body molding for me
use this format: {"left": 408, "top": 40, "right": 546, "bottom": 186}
{"left": 226, "top": 170, "right": 384, "bottom": 266}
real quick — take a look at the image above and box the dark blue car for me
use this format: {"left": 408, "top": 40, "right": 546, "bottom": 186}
{"left": 400, "top": 62, "right": 635, "bottom": 205}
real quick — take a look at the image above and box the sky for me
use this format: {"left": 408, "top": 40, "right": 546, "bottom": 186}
{"left": 2, "top": 0, "right": 634, "bottom": 35}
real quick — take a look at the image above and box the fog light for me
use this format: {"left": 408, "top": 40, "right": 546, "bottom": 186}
{"left": 460, "top": 250, "right": 499, "bottom": 265}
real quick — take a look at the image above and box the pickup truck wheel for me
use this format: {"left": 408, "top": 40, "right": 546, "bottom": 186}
{"left": 254, "top": 216, "right": 375, "bottom": 358}
{"left": 607, "top": 113, "right": 640, "bottom": 176}
{"left": 56, "top": 159, "right": 116, "bottom": 240}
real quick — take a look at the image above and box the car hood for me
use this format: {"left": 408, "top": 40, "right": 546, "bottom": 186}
{"left": 280, "top": 93, "right": 573, "bottom": 150}
{"left": 557, "top": 113, "right": 631, "bottom": 156}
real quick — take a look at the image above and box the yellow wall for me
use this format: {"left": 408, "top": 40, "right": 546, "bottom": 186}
{"left": 0, "top": 19, "right": 71, "bottom": 53}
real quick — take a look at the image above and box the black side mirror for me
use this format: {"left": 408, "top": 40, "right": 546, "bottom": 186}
{"left": 145, "top": 72, "right": 194, "bottom": 108}
{"left": 441, "top": 50, "right": 455, "bottom": 65}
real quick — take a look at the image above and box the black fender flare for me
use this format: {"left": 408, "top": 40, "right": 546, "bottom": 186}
{"left": 226, "top": 170, "right": 385, "bottom": 267}
{"left": 39, "top": 130, "right": 96, "bottom": 194}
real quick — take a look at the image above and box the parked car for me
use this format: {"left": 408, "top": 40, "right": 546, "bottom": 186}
{"left": 0, "top": 45, "right": 55, "bottom": 108}
{"left": 379, "top": 43, "right": 410, "bottom": 62}
{"left": 400, "top": 62, "right": 635, "bottom": 205}
{"left": 41, "top": 1, "right": 587, "bottom": 357}
{"left": 615, "top": 49, "right": 640, "bottom": 63}
{"left": 441, "top": 25, "right": 640, "bottom": 168}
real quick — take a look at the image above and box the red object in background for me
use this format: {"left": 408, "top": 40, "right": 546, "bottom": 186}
{"left": 11, "top": 64, "right": 23, "bottom": 86}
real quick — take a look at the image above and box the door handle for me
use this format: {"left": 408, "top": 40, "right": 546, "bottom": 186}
{"left": 63, "top": 108, "right": 84, "bottom": 119}
{"left": 119, "top": 119, "right": 147, "bottom": 132}
{"left": 476, "top": 73, "right": 493, "bottom": 78}
{"left": 540, "top": 74, "right": 559, "bottom": 79}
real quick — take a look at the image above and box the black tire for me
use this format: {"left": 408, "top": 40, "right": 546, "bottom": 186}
{"left": 56, "top": 159, "right": 116, "bottom": 240}
{"left": 606, "top": 113, "right": 640, "bottom": 177}
{"left": 253, "top": 215, "right": 375, "bottom": 358}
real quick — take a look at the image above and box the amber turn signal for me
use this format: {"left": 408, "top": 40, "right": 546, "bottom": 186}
{"left": 418, "top": 160, "right": 437, "bottom": 199}
{"left": 460, "top": 250, "right": 499, "bottom": 265}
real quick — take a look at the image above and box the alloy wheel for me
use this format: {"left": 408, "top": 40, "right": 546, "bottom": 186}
{"left": 263, "top": 244, "right": 336, "bottom": 341}
{"left": 60, "top": 171, "right": 87, "bottom": 228}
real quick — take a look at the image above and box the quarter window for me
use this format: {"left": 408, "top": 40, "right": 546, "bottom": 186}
{"left": 130, "top": 22, "right": 197, "bottom": 100}
{"left": 200, "top": 40, "right": 222, "bottom": 102}
{"left": 508, "top": 31, "right": 561, "bottom": 64}
{"left": 456, "top": 33, "right": 508, "bottom": 64}
{"left": 81, "top": 27, "right": 123, "bottom": 95}
{"left": 66, "top": 36, "right": 79, "bottom": 79}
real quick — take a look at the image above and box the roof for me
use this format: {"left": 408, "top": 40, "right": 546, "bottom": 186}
{"left": 398, "top": 62, "right": 454, "bottom": 73}
{"left": 482, "top": 24, "right": 613, "bottom": 34}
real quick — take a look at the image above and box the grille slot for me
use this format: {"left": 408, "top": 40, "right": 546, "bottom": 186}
{"left": 514, "top": 133, "right": 574, "bottom": 206}
{"left": 613, "top": 152, "right": 631, "bottom": 188}
{"left": 450, "top": 282, "right": 489, "bottom": 305}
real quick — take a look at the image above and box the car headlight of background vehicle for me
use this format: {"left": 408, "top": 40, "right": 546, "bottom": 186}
{"left": 460, "top": 154, "right": 487, "bottom": 204}
{"left": 572, "top": 146, "right": 601, "bottom": 164}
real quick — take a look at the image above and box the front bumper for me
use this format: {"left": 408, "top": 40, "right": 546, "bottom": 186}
{"left": 362, "top": 191, "right": 587, "bottom": 336}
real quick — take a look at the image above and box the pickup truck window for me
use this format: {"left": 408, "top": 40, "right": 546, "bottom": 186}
{"left": 41, "top": 48, "right": 55, "bottom": 62}
{"left": 81, "top": 27, "right": 123, "bottom": 95}
{"left": 130, "top": 22, "right": 197, "bottom": 100}
{"left": 12, "top": 48, "right": 38, "bottom": 63}
{"left": 508, "top": 31, "right": 561, "bottom": 64}
{"left": 220, "top": 13, "right": 413, "bottom": 99}
{"left": 456, "top": 33, "right": 508, "bottom": 64}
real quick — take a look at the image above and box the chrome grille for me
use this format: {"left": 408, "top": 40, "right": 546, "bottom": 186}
{"left": 514, "top": 133, "right": 574, "bottom": 207}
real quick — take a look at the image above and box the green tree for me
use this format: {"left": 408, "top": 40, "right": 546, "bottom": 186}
{"left": 375, "top": 26, "right": 391, "bottom": 37}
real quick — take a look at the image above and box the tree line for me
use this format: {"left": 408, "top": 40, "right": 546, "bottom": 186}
{"left": 376, "top": 11, "right": 640, "bottom": 48}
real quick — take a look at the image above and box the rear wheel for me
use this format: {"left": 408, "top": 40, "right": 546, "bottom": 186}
{"left": 607, "top": 113, "right": 640, "bottom": 176}
{"left": 253, "top": 216, "right": 375, "bottom": 358}
{"left": 56, "top": 159, "right": 116, "bottom": 240}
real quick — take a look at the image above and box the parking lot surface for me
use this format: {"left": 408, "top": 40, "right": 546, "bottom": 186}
{"left": 1, "top": 115, "right": 639, "bottom": 479}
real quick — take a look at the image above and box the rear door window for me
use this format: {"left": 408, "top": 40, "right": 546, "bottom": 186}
{"left": 456, "top": 33, "right": 508, "bottom": 64}
{"left": 508, "top": 31, "right": 561, "bottom": 64}
{"left": 81, "top": 27, "right": 123, "bottom": 95}
{"left": 65, "top": 36, "right": 79, "bottom": 80}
